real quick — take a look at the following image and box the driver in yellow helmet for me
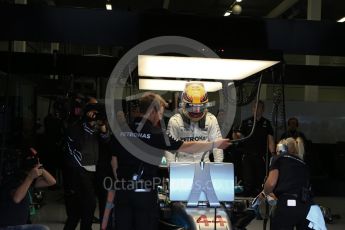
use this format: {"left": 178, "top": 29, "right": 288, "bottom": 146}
{"left": 165, "top": 82, "right": 224, "bottom": 163}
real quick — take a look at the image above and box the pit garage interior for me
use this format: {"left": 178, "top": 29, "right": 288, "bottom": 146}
{"left": 1, "top": 0, "right": 345, "bottom": 229}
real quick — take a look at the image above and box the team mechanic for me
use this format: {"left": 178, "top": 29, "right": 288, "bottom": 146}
{"left": 233, "top": 100, "right": 275, "bottom": 197}
{"left": 110, "top": 92, "right": 231, "bottom": 230}
{"left": 165, "top": 82, "right": 223, "bottom": 163}
{"left": 260, "top": 137, "right": 313, "bottom": 229}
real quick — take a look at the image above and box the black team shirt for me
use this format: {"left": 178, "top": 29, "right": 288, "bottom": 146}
{"left": 239, "top": 116, "right": 274, "bottom": 156}
{"left": 270, "top": 154, "right": 309, "bottom": 198}
{"left": 111, "top": 118, "right": 183, "bottom": 181}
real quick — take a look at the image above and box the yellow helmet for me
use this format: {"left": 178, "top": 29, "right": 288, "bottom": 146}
{"left": 182, "top": 82, "right": 208, "bottom": 121}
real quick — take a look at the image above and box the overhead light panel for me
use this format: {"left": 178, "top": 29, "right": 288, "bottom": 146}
{"left": 138, "top": 55, "right": 279, "bottom": 81}
{"left": 106, "top": 4, "right": 112, "bottom": 10}
{"left": 337, "top": 17, "right": 345, "bottom": 22}
{"left": 105, "top": 0, "right": 112, "bottom": 10}
{"left": 139, "top": 79, "right": 223, "bottom": 92}
{"left": 224, "top": 11, "right": 231, "bottom": 16}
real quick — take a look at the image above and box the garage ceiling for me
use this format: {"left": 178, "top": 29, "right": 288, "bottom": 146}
{"left": 21, "top": 0, "right": 345, "bottom": 21}
{"left": 0, "top": 0, "right": 344, "bottom": 86}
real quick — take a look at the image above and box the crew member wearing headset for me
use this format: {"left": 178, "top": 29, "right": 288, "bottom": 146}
{"left": 260, "top": 137, "right": 313, "bottom": 229}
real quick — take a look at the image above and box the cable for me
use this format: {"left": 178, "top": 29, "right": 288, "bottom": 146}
{"left": 262, "top": 63, "right": 285, "bottom": 230}
{"left": 199, "top": 73, "right": 264, "bottom": 163}
{"left": 221, "top": 76, "right": 261, "bottom": 107}
{"left": 231, "top": 73, "right": 263, "bottom": 144}
{"left": 270, "top": 63, "right": 287, "bottom": 138}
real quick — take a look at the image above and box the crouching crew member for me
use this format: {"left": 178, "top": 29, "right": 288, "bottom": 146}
{"left": 260, "top": 137, "right": 313, "bottom": 230}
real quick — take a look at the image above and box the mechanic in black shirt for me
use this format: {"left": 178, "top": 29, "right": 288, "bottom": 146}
{"left": 280, "top": 117, "right": 307, "bottom": 143}
{"left": 260, "top": 137, "right": 312, "bottom": 230}
{"left": 110, "top": 92, "right": 231, "bottom": 230}
{"left": 280, "top": 117, "right": 310, "bottom": 160}
{"left": 233, "top": 100, "right": 275, "bottom": 197}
